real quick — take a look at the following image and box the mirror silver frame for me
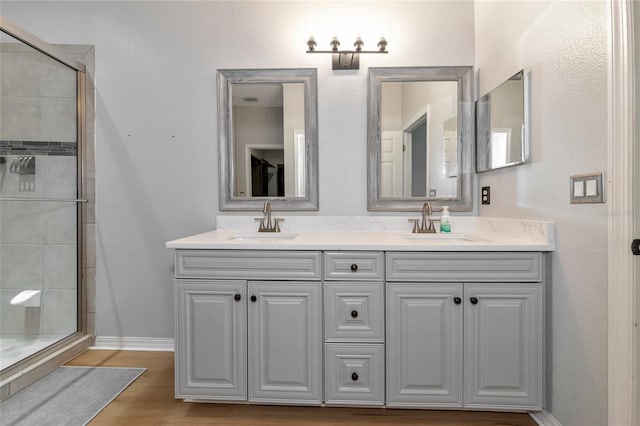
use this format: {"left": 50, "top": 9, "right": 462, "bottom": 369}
{"left": 367, "top": 66, "right": 474, "bottom": 212}
{"left": 476, "top": 70, "right": 529, "bottom": 173}
{"left": 217, "top": 68, "right": 319, "bottom": 211}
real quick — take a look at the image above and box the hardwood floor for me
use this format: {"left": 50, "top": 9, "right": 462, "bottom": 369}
{"left": 67, "top": 350, "right": 538, "bottom": 426}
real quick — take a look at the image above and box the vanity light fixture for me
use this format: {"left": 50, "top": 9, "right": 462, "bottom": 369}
{"left": 306, "top": 36, "right": 388, "bottom": 70}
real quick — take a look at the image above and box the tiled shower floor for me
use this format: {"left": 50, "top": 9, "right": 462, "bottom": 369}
{"left": 0, "top": 335, "right": 68, "bottom": 370}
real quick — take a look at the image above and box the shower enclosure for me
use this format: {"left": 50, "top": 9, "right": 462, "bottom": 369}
{"left": 0, "top": 18, "right": 93, "bottom": 390}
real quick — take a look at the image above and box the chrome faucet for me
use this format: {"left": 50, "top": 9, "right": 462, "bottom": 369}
{"left": 408, "top": 202, "right": 440, "bottom": 233}
{"left": 255, "top": 200, "right": 284, "bottom": 232}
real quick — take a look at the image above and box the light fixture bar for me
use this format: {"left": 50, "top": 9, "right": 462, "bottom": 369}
{"left": 306, "top": 50, "right": 389, "bottom": 54}
{"left": 306, "top": 36, "right": 388, "bottom": 70}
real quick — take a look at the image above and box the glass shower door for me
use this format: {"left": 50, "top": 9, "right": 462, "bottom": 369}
{"left": 0, "top": 30, "right": 80, "bottom": 370}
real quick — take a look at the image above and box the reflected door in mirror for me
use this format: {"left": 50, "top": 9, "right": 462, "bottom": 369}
{"left": 380, "top": 81, "right": 458, "bottom": 199}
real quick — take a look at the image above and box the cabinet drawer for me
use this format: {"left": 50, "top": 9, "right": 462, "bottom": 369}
{"left": 325, "top": 343, "right": 385, "bottom": 406}
{"left": 176, "top": 250, "right": 322, "bottom": 280}
{"left": 324, "top": 252, "right": 384, "bottom": 281}
{"left": 325, "top": 282, "right": 384, "bottom": 342}
{"left": 386, "top": 252, "right": 542, "bottom": 282}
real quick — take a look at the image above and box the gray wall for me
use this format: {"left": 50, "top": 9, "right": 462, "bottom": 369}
{"left": 0, "top": 1, "right": 475, "bottom": 339}
{"left": 475, "top": 1, "right": 608, "bottom": 425}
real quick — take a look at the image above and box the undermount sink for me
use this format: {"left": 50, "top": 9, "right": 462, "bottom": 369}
{"left": 403, "top": 233, "right": 473, "bottom": 241}
{"left": 228, "top": 232, "right": 298, "bottom": 241}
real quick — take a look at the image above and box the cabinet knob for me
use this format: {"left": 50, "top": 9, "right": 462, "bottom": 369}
{"left": 470, "top": 297, "right": 478, "bottom": 305}
{"left": 350, "top": 264, "right": 358, "bottom": 272}
{"left": 351, "top": 372, "right": 359, "bottom": 381}
{"left": 250, "top": 295, "right": 257, "bottom": 302}
{"left": 351, "top": 310, "right": 358, "bottom": 318}
{"left": 453, "top": 297, "right": 462, "bottom": 305}
{"left": 234, "top": 294, "right": 241, "bottom": 302}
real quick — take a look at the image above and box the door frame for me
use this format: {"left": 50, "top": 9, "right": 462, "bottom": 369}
{"left": 403, "top": 105, "right": 431, "bottom": 196}
{"left": 244, "top": 144, "right": 283, "bottom": 197}
{"left": 608, "top": 1, "right": 637, "bottom": 425}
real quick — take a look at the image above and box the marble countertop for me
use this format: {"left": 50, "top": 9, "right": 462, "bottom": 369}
{"left": 166, "top": 216, "right": 555, "bottom": 252}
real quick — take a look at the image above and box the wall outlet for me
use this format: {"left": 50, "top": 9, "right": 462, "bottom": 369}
{"left": 481, "top": 186, "right": 490, "bottom": 205}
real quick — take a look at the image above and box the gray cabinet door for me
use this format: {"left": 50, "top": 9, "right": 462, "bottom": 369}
{"left": 463, "top": 283, "right": 543, "bottom": 409}
{"left": 175, "top": 280, "right": 247, "bottom": 400}
{"left": 248, "top": 281, "right": 322, "bottom": 404}
{"left": 386, "top": 283, "right": 463, "bottom": 407}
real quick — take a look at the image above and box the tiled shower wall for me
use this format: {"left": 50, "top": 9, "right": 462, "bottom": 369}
{"left": 0, "top": 42, "right": 78, "bottom": 338}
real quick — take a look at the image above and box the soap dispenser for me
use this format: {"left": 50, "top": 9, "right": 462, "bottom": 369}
{"left": 440, "top": 206, "right": 451, "bottom": 233}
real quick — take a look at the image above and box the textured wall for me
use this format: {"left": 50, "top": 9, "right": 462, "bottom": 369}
{"left": 0, "top": 3, "right": 614, "bottom": 423}
{"left": 475, "top": 1, "right": 608, "bottom": 425}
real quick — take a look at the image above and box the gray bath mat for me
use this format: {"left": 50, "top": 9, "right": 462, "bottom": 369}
{"left": 0, "top": 366, "right": 145, "bottom": 425}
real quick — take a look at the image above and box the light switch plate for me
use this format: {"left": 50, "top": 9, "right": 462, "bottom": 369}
{"left": 570, "top": 172, "right": 604, "bottom": 204}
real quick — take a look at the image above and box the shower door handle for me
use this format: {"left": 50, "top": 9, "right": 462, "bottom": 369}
{"left": 0, "top": 197, "right": 88, "bottom": 203}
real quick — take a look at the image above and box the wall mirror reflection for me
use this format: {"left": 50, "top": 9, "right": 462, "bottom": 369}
{"left": 476, "top": 70, "right": 528, "bottom": 172}
{"left": 368, "top": 67, "right": 473, "bottom": 211}
{"left": 218, "top": 69, "right": 318, "bottom": 211}
{"left": 380, "top": 80, "right": 459, "bottom": 199}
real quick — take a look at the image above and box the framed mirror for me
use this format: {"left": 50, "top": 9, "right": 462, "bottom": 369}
{"left": 217, "top": 68, "right": 318, "bottom": 210}
{"left": 367, "top": 66, "right": 474, "bottom": 211}
{"left": 476, "top": 70, "right": 529, "bottom": 173}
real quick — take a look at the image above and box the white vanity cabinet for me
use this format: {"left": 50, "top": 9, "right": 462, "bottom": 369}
{"left": 174, "top": 250, "right": 323, "bottom": 404}
{"left": 385, "top": 252, "right": 544, "bottom": 411}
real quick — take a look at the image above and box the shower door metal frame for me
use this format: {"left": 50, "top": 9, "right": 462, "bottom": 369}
{"left": 0, "top": 16, "right": 93, "bottom": 395}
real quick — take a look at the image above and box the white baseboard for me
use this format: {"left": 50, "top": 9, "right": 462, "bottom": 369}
{"left": 530, "top": 410, "right": 563, "bottom": 426}
{"left": 91, "top": 336, "right": 174, "bottom": 352}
